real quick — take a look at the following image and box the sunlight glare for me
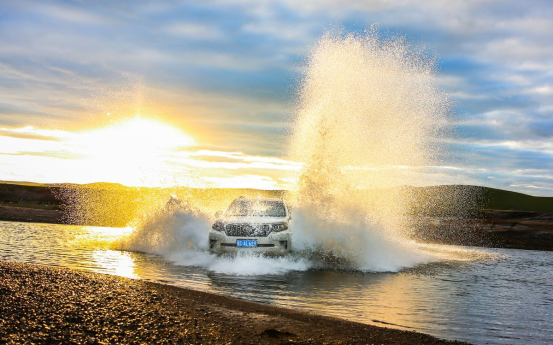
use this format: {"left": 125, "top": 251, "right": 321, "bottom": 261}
{"left": 74, "top": 117, "right": 195, "bottom": 186}
{"left": 79, "top": 117, "right": 195, "bottom": 152}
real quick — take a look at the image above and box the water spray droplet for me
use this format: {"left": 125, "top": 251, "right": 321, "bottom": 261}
{"left": 288, "top": 28, "right": 451, "bottom": 271}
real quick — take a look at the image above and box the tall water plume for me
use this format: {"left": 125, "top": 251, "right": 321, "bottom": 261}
{"left": 289, "top": 29, "right": 450, "bottom": 271}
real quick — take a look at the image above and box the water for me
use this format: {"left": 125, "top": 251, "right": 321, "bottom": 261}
{"left": 1, "top": 221, "right": 552, "bottom": 345}
{"left": 283, "top": 29, "right": 473, "bottom": 272}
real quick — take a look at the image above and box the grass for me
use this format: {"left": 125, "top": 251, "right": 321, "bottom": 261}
{"left": 480, "top": 188, "right": 553, "bottom": 213}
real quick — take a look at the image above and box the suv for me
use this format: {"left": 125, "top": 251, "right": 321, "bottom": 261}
{"left": 209, "top": 197, "right": 292, "bottom": 255}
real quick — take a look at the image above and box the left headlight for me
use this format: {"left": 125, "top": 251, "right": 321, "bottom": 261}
{"left": 271, "top": 223, "right": 288, "bottom": 232}
{"left": 212, "top": 221, "right": 224, "bottom": 231}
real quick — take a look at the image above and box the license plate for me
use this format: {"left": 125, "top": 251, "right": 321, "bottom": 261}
{"left": 236, "top": 239, "right": 257, "bottom": 248}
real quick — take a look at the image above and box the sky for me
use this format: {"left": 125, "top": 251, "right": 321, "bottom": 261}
{"left": 0, "top": 0, "right": 552, "bottom": 195}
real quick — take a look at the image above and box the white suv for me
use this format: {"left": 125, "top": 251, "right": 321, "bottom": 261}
{"left": 209, "top": 197, "right": 292, "bottom": 255}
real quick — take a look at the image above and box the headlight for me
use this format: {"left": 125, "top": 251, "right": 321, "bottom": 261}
{"left": 271, "top": 223, "right": 288, "bottom": 232}
{"left": 212, "top": 221, "right": 224, "bottom": 231}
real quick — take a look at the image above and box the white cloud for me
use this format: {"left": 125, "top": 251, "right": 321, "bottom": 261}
{"left": 527, "top": 85, "right": 553, "bottom": 96}
{"left": 0, "top": 126, "right": 73, "bottom": 140}
{"left": 242, "top": 21, "right": 313, "bottom": 42}
{"left": 448, "top": 138, "right": 553, "bottom": 156}
{"left": 162, "top": 23, "right": 225, "bottom": 40}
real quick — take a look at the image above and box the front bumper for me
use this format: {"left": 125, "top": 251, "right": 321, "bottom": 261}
{"left": 209, "top": 229, "right": 292, "bottom": 255}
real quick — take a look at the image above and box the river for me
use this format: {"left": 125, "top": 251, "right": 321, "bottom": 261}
{"left": 0, "top": 221, "right": 551, "bottom": 345}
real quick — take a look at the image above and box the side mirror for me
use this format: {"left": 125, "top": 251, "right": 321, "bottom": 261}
{"left": 214, "top": 211, "right": 222, "bottom": 218}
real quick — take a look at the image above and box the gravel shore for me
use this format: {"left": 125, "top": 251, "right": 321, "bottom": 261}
{"left": 0, "top": 261, "right": 469, "bottom": 345}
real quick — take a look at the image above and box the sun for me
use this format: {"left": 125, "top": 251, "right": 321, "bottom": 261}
{"left": 72, "top": 117, "right": 195, "bottom": 186}
{"left": 79, "top": 117, "right": 195, "bottom": 152}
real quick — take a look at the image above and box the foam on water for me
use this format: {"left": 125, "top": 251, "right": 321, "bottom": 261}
{"left": 115, "top": 196, "right": 469, "bottom": 276}
{"left": 291, "top": 208, "right": 434, "bottom": 272}
{"left": 117, "top": 199, "right": 311, "bottom": 275}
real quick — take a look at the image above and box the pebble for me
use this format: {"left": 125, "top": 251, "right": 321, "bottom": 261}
{"left": 0, "top": 261, "right": 467, "bottom": 345}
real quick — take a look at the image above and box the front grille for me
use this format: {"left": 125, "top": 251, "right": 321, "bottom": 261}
{"left": 225, "top": 224, "right": 271, "bottom": 237}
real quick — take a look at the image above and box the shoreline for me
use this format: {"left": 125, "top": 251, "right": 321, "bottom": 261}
{"left": 0, "top": 205, "right": 64, "bottom": 225}
{"left": 1, "top": 208, "right": 552, "bottom": 251}
{"left": 0, "top": 261, "right": 469, "bottom": 344}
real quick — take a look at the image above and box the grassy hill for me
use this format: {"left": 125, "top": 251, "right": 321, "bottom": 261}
{"left": 480, "top": 187, "right": 553, "bottom": 213}
{"left": 1, "top": 181, "right": 552, "bottom": 226}
{"left": 403, "top": 185, "right": 553, "bottom": 215}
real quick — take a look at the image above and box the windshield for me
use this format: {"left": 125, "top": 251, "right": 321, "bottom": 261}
{"left": 225, "top": 200, "right": 286, "bottom": 217}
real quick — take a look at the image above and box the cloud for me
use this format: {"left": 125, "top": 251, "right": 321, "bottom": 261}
{"left": 0, "top": 0, "right": 552, "bottom": 194}
{"left": 0, "top": 126, "right": 72, "bottom": 141}
{"left": 0, "top": 125, "right": 299, "bottom": 189}
{"left": 22, "top": 2, "right": 112, "bottom": 25}
{"left": 162, "top": 23, "right": 225, "bottom": 40}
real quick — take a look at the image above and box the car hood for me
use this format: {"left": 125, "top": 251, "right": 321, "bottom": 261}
{"left": 220, "top": 216, "right": 287, "bottom": 224}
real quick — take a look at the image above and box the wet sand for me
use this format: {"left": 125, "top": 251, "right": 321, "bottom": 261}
{"left": 0, "top": 261, "right": 468, "bottom": 345}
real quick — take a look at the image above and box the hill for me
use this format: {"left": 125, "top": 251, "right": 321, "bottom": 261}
{"left": 0, "top": 181, "right": 552, "bottom": 251}
{"left": 1, "top": 181, "right": 553, "bottom": 220}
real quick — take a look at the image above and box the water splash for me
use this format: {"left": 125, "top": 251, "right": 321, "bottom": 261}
{"left": 68, "top": 28, "right": 478, "bottom": 275}
{"left": 288, "top": 28, "right": 450, "bottom": 271}
{"left": 117, "top": 199, "right": 311, "bottom": 275}
{"left": 118, "top": 197, "right": 211, "bottom": 257}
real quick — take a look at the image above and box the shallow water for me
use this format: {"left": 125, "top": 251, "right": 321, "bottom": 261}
{"left": 1, "top": 221, "right": 551, "bottom": 345}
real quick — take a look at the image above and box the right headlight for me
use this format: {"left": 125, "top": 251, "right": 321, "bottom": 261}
{"left": 212, "top": 221, "right": 224, "bottom": 231}
{"left": 271, "top": 223, "right": 288, "bottom": 232}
